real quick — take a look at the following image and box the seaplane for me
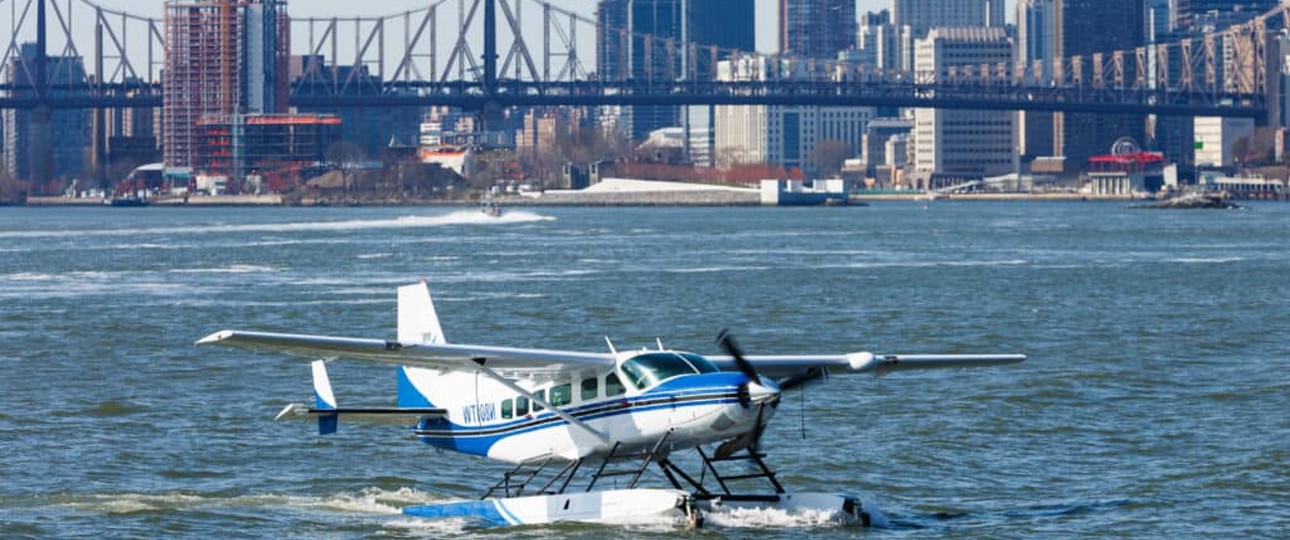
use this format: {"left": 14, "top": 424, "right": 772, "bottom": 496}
{"left": 197, "top": 281, "right": 1025, "bottom": 528}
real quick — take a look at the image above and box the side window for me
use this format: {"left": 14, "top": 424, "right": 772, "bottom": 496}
{"left": 533, "top": 389, "right": 546, "bottom": 411}
{"left": 605, "top": 373, "right": 625, "bottom": 396}
{"left": 501, "top": 399, "right": 513, "bottom": 419}
{"left": 581, "top": 377, "right": 599, "bottom": 400}
{"left": 516, "top": 396, "right": 529, "bottom": 416}
{"left": 550, "top": 384, "right": 572, "bottom": 407}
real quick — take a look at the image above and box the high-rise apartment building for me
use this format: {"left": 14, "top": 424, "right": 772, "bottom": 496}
{"left": 1053, "top": 0, "right": 1145, "bottom": 172}
{"left": 714, "top": 57, "right": 874, "bottom": 174}
{"left": 892, "top": 0, "right": 1006, "bottom": 37}
{"left": 163, "top": 0, "right": 288, "bottom": 169}
{"left": 881, "top": 0, "right": 1005, "bottom": 73}
{"left": 912, "top": 27, "right": 1015, "bottom": 181}
{"left": 778, "top": 0, "right": 856, "bottom": 59}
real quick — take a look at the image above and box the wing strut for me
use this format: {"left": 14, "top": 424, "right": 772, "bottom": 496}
{"left": 468, "top": 358, "right": 612, "bottom": 446}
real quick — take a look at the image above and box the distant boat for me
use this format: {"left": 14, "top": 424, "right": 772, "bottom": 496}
{"left": 107, "top": 195, "right": 149, "bottom": 207}
{"left": 1135, "top": 191, "right": 1242, "bottom": 210}
{"left": 480, "top": 198, "right": 502, "bottom": 217}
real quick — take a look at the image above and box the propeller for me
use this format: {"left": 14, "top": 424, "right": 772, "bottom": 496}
{"left": 716, "top": 328, "right": 759, "bottom": 385}
{"left": 714, "top": 329, "right": 780, "bottom": 458}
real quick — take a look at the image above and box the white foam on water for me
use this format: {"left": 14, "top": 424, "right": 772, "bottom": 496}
{"left": 0, "top": 211, "right": 555, "bottom": 239}
{"left": 55, "top": 486, "right": 448, "bottom": 518}
{"left": 1166, "top": 256, "right": 1245, "bottom": 264}
{"left": 383, "top": 516, "right": 473, "bottom": 534}
{"left": 1, "top": 271, "right": 62, "bottom": 281}
{"left": 660, "top": 265, "right": 774, "bottom": 274}
{"left": 167, "top": 264, "right": 282, "bottom": 274}
{"left": 58, "top": 492, "right": 217, "bottom": 515}
{"left": 840, "top": 258, "right": 1029, "bottom": 269}
{"left": 702, "top": 506, "right": 848, "bottom": 529}
{"left": 295, "top": 486, "right": 440, "bottom": 515}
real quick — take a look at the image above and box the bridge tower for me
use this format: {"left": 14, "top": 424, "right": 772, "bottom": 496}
{"left": 27, "top": 0, "right": 52, "bottom": 193}
{"left": 480, "top": 0, "right": 504, "bottom": 134}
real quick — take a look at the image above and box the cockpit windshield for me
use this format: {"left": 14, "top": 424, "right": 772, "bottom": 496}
{"left": 619, "top": 352, "right": 719, "bottom": 390}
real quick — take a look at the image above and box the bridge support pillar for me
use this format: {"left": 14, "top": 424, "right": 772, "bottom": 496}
{"left": 27, "top": 105, "right": 53, "bottom": 195}
{"left": 92, "top": 108, "right": 108, "bottom": 189}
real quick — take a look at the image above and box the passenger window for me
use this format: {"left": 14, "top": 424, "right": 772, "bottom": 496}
{"left": 550, "top": 384, "right": 572, "bottom": 407}
{"left": 605, "top": 373, "right": 625, "bottom": 396}
{"left": 581, "top": 377, "right": 599, "bottom": 400}
{"left": 501, "top": 399, "right": 513, "bottom": 419}
{"left": 516, "top": 396, "right": 529, "bottom": 416}
{"left": 533, "top": 389, "right": 546, "bottom": 411}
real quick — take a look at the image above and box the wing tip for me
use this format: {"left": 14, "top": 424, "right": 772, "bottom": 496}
{"left": 195, "top": 330, "right": 233, "bottom": 345}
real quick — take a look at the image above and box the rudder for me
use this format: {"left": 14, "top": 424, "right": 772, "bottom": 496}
{"left": 398, "top": 280, "right": 446, "bottom": 345}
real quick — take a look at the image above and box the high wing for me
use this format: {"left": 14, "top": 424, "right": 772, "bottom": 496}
{"left": 197, "top": 281, "right": 615, "bottom": 378}
{"left": 707, "top": 352, "right": 1026, "bottom": 380}
{"left": 195, "top": 329, "right": 615, "bottom": 376}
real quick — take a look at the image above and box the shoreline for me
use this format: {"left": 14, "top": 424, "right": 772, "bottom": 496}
{"left": 15, "top": 191, "right": 1283, "bottom": 207}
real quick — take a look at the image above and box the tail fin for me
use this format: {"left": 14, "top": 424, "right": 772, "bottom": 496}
{"left": 398, "top": 280, "right": 446, "bottom": 345}
{"left": 311, "top": 360, "right": 339, "bottom": 435}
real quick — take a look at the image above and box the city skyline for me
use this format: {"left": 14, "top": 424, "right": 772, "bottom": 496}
{"left": 2, "top": 0, "right": 1279, "bottom": 193}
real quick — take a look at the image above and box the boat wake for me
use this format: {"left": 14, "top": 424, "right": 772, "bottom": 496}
{"left": 24, "top": 487, "right": 914, "bottom": 532}
{"left": 430, "top": 209, "right": 555, "bottom": 225}
{"left": 43, "top": 486, "right": 444, "bottom": 516}
{"left": 0, "top": 210, "right": 555, "bottom": 239}
{"left": 703, "top": 506, "right": 863, "bottom": 529}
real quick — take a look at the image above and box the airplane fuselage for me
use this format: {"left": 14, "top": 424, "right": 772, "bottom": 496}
{"left": 396, "top": 351, "right": 778, "bottom": 463}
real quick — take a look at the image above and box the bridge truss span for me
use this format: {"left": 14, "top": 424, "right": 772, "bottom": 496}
{"left": 0, "top": 0, "right": 1285, "bottom": 118}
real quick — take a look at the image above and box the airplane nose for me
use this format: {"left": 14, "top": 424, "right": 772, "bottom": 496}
{"left": 746, "top": 378, "right": 781, "bottom": 406}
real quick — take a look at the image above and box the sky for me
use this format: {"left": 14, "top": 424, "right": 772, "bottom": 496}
{"left": 64, "top": 0, "right": 996, "bottom": 55}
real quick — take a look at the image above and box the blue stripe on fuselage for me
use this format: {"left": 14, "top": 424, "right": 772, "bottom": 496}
{"left": 411, "top": 372, "right": 748, "bottom": 456}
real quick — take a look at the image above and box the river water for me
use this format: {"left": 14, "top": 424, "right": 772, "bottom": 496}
{"left": 0, "top": 202, "right": 1286, "bottom": 538}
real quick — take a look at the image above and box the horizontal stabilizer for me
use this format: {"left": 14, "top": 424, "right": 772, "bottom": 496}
{"left": 275, "top": 403, "right": 446, "bottom": 426}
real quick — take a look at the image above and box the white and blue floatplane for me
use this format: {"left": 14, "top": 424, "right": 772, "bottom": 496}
{"left": 197, "top": 281, "right": 1025, "bottom": 528}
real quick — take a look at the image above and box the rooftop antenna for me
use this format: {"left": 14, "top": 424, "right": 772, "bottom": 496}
{"left": 656, "top": 337, "right": 665, "bottom": 351}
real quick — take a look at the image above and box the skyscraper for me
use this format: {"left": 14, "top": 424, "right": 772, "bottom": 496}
{"left": 892, "top": 0, "right": 1006, "bottom": 37}
{"left": 912, "top": 28, "right": 1015, "bottom": 181}
{"left": 778, "top": 0, "right": 856, "bottom": 59}
{"left": 886, "top": 0, "right": 1006, "bottom": 73}
{"left": 714, "top": 57, "right": 874, "bottom": 174}
{"left": 597, "top": 0, "right": 754, "bottom": 141}
{"left": 1017, "top": 0, "right": 1055, "bottom": 159}
{"left": 163, "top": 0, "right": 288, "bottom": 169}
{"left": 1053, "top": 0, "right": 1145, "bottom": 172}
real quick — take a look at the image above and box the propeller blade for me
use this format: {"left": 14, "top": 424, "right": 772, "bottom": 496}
{"left": 716, "top": 328, "right": 759, "bottom": 383}
{"left": 777, "top": 366, "right": 826, "bottom": 392}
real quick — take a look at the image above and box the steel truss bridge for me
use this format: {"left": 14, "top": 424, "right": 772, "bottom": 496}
{"left": 0, "top": 0, "right": 1285, "bottom": 117}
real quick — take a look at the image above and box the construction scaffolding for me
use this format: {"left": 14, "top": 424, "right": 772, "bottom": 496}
{"left": 163, "top": 1, "right": 289, "bottom": 170}
{"left": 196, "top": 113, "right": 340, "bottom": 192}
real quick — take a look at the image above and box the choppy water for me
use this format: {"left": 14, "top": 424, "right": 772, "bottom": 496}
{"left": 1, "top": 203, "right": 1286, "bottom": 538}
